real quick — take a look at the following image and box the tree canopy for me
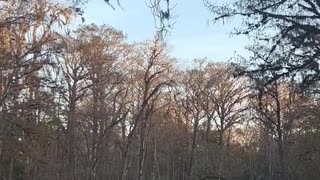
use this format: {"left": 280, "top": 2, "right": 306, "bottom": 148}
{"left": 1, "top": 1, "right": 320, "bottom": 180}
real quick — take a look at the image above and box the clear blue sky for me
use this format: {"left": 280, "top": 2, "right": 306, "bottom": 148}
{"left": 80, "top": 0, "right": 250, "bottom": 66}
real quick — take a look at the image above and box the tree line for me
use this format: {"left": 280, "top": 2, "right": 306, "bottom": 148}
{"left": 1, "top": 0, "right": 320, "bottom": 180}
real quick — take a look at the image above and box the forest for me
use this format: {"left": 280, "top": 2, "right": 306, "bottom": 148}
{"left": 0, "top": 0, "right": 320, "bottom": 180}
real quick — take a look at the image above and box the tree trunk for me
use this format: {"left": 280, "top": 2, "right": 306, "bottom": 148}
{"left": 206, "top": 117, "right": 211, "bottom": 175}
{"left": 120, "top": 151, "right": 129, "bottom": 180}
{"left": 188, "top": 118, "right": 199, "bottom": 180}
{"left": 218, "top": 117, "right": 224, "bottom": 180}
{"left": 137, "top": 116, "right": 147, "bottom": 180}
{"left": 8, "top": 156, "right": 14, "bottom": 180}
{"left": 275, "top": 88, "right": 287, "bottom": 180}
{"left": 277, "top": 133, "right": 286, "bottom": 180}
{"left": 268, "top": 134, "right": 273, "bottom": 180}
{"left": 66, "top": 84, "right": 77, "bottom": 180}
{"left": 90, "top": 88, "right": 99, "bottom": 180}
{"left": 152, "top": 138, "right": 160, "bottom": 180}
{"left": 121, "top": 124, "right": 137, "bottom": 180}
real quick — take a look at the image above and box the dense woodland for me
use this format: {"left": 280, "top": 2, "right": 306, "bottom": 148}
{"left": 1, "top": 0, "right": 320, "bottom": 180}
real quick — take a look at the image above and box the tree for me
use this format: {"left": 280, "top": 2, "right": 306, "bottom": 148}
{"left": 2, "top": 1, "right": 320, "bottom": 179}
{"left": 208, "top": 0, "right": 320, "bottom": 87}
{"left": 176, "top": 61, "right": 249, "bottom": 180}
{"left": 248, "top": 73, "right": 311, "bottom": 180}
{"left": 178, "top": 60, "right": 208, "bottom": 180}
{"left": 205, "top": 64, "right": 249, "bottom": 179}
{"left": 0, "top": 0, "right": 72, "bottom": 179}
{"left": 119, "top": 38, "right": 175, "bottom": 180}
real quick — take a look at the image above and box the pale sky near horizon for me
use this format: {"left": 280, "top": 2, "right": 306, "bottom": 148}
{"left": 78, "top": 0, "right": 250, "bottom": 67}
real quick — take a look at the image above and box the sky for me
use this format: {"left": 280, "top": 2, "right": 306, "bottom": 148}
{"left": 79, "top": 0, "right": 250, "bottom": 67}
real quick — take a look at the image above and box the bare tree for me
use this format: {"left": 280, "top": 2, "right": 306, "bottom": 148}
{"left": 120, "top": 38, "right": 175, "bottom": 180}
